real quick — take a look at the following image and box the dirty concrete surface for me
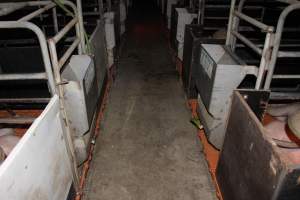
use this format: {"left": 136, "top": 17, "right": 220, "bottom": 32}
{"left": 83, "top": 1, "right": 217, "bottom": 200}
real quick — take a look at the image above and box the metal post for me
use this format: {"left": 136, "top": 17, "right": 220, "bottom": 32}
{"left": 52, "top": 7, "right": 59, "bottom": 33}
{"left": 255, "top": 32, "right": 273, "bottom": 89}
{"left": 198, "top": 0, "right": 205, "bottom": 25}
{"left": 76, "top": 0, "right": 86, "bottom": 54}
{"left": 48, "top": 39, "right": 81, "bottom": 193}
{"left": 226, "top": 0, "right": 237, "bottom": 46}
{"left": 230, "top": 0, "right": 246, "bottom": 51}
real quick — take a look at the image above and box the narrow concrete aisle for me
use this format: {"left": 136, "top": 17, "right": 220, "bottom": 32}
{"left": 84, "top": 1, "right": 216, "bottom": 200}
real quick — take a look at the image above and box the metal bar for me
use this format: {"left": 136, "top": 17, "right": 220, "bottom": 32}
{"left": 264, "top": 2, "right": 300, "bottom": 89}
{"left": 234, "top": 11, "right": 274, "bottom": 32}
{"left": 272, "top": 74, "right": 300, "bottom": 79}
{"left": 58, "top": 38, "right": 80, "bottom": 69}
{"left": 52, "top": 18, "right": 78, "bottom": 44}
{"left": 231, "top": 30, "right": 263, "bottom": 55}
{"left": 52, "top": 7, "right": 59, "bottom": 34}
{"left": 276, "top": 0, "right": 299, "bottom": 4}
{"left": 0, "top": 21, "right": 55, "bottom": 95}
{"left": 76, "top": 0, "right": 86, "bottom": 54}
{"left": 48, "top": 39, "right": 80, "bottom": 192}
{"left": 0, "top": 3, "right": 26, "bottom": 16}
{"left": 18, "top": 3, "right": 55, "bottom": 22}
{"left": 0, "top": 117, "right": 36, "bottom": 124}
{"left": 255, "top": 32, "right": 273, "bottom": 89}
{"left": 226, "top": 0, "right": 237, "bottom": 45}
{"left": 0, "top": 73, "right": 46, "bottom": 81}
{"left": 278, "top": 51, "right": 300, "bottom": 57}
{"left": 0, "top": 1, "right": 51, "bottom": 7}
{"left": 231, "top": 0, "right": 246, "bottom": 50}
{"left": 0, "top": 98, "right": 50, "bottom": 104}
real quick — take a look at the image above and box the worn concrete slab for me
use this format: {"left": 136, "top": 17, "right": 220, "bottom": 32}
{"left": 83, "top": 2, "right": 217, "bottom": 200}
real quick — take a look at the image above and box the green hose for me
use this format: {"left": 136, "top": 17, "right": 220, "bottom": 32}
{"left": 190, "top": 117, "right": 203, "bottom": 130}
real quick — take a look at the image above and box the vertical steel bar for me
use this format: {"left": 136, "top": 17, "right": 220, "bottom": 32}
{"left": 48, "top": 39, "right": 80, "bottom": 193}
{"left": 226, "top": 0, "right": 237, "bottom": 45}
{"left": 231, "top": 0, "right": 246, "bottom": 50}
{"left": 255, "top": 32, "right": 273, "bottom": 89}
{"left": 52, "top": 7, "right": 59, "bottom": 33}
{"left": 76, "top": 0, "right": 86, "bottom": 54}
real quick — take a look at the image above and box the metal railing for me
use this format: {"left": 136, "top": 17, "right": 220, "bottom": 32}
{"left": 226, "top": 0, "right": 300, "bottom": 91}
{"left": 0, "top": 0, "right": 86, "bottom": 192}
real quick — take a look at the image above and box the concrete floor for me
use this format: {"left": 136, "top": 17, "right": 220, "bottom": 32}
{"left": 83, "top": 2, "right": 217, "bottom": 200}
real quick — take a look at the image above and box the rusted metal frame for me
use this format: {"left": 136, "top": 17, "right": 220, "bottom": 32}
{"left": 47, "top": 1, "right": 86, "bottom": 192}
{"left": 255, "top": 32, "right": 273, "bottom": 89}
{"left": 0, "top": 21, "right": 56, "bottom": 95}
{"left": 226, "top": 0, "right": 275, "bottom": 90}
{"left": 0, "top": 1, "right": 83, "bottom": 190}
{"left": 48, "top": 39, "right": 80, "bottom": 193}
{"left": 226, "top": 0, "right": 274, "bottom": 47}
{"left": 264, "top": 2, "right": 300, "bottom": 89}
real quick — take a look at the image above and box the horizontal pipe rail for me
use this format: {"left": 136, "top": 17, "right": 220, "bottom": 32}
{"left": 272, "top": 74, "right": 300, "bottom": 79}
{"left": 0, "top": 117, "right": 36, "bottom": 124}
{"left": 0, "top": 4, "right": 26, "bottom": 16}
{"left": 231, "top": 30, "right": 263, "bottom": 55}
{"left": 52, "top": 18, "right": 78, "bottom": 44}
{"left": 234, "top": 11, "right": 274, "bottom": 32}
{"left": 276, "top": 0, "right": 299, "bottom": 4}
{"left": 0, "top": 73, "right": 46, "bottom": 81}
{"left": 0, "top": 21, "right": 55, "bottom": 94}
{"left": 58, "top": 38, "right": 80, "bottom": 69}
{"left": 18, "top": 3, "right": 55, "bottom": 22}
{"left": 278, "top": 51, "right": 300, "bottom": 57}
